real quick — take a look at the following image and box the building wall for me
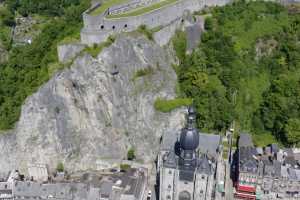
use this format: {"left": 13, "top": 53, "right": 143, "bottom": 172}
{"left": 194, "top": 173, "right": 208, "bottom": 200}
{"left": 81, "top": 0, "right": 230, "bottom": 45}
{"left": 160, "top": 167, "right": 176, "bottom": 200}
{"left": 174, "top": 170, "right": 195, "bottom": 200}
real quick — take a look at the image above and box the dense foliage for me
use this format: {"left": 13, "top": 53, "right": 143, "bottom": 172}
{"left": 0, "top": 0, "right": 90, "bottom": 130}
{"left": 5, "top": 0, "right": 81, "bottom": 16}
{"left": 174, "top": 1, "right": 300, "bottom": 146}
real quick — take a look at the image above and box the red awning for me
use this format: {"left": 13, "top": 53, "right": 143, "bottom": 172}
{"left": 237, "top": 185, "right": 256, "bottom": 193}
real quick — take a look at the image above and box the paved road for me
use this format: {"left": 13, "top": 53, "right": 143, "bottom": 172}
{"left": 225, "top": 161, "right": 234, "bottom": 200}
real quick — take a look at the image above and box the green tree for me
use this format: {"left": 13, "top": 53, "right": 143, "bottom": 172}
{"left": 284, "top": 118, "right": 300, "bottom": 146}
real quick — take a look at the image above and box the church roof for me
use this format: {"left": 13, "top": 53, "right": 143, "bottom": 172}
{"left": 198, "top": 133, "right": 221, "bottom": 160}
{"left": 197, "top": 155, "right": 212, "bottom": 175}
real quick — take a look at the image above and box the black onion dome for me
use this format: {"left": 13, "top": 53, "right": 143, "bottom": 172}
{"left": 180, "top": 127, "right": 199, "bottom": 151}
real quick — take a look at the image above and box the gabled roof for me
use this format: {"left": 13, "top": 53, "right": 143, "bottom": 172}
{"left": 239, "top": 147, "right": 258, "bottom": 173}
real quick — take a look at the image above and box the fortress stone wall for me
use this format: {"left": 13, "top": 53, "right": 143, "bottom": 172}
{"left": 81, "top": 0, "right": 231, "bottom": 45}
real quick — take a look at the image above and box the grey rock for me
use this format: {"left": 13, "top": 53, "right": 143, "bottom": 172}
{"left": 58, "top": 44, "right": 86, "bottom": 63}
{"left": 0, "top": 35, "right": 186, "bottom": 175}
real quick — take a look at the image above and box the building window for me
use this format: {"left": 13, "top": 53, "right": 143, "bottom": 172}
{"left": 167, "top": 195, "right": 171, "bottom": 199}
{"left": 100, "top": 25, "right": 104, "bottom": 29}
{"left": 200, "top": 190, "right": 203, "bottom": 194}
{"left": 124, "top": 24, "right": 128, "bottom": 28}
{"left": 201, "top": 175, "right": 205, "bottom": 179}
{"left": 168, "top": 184, "right": 171, "bottom": 189}
{"left": 112, "top": 25, "right": 115, "bottom": 30}
{"left": 168, "top": 170, "right": 172, "bottom": 174}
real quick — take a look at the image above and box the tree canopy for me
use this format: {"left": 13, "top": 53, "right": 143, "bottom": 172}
{"left": 173, "top": 1, "right": 300, "bottom": 146}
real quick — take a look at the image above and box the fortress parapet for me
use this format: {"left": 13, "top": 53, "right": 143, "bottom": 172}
{"left": 81, "top": 0, "right": 231, "bottom": 45}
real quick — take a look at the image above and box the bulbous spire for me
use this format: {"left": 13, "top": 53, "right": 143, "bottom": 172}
{"left": 179, "top": 106, "right": 199, "bottom": 151}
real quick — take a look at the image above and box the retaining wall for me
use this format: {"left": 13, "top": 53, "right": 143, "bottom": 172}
{"left": 81, "top": 0, "right": 231, "bottom": 45}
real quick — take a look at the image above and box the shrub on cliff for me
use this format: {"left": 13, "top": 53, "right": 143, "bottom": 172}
{"left": 137, "top": 25, "right": 153, "bottom": 40}
{"left": 154, "top": 98, "right": 193, "bottom": 113}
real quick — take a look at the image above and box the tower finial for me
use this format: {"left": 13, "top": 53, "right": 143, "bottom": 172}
{"left": 187, "top": 106, "right": 196, "bottom": 129}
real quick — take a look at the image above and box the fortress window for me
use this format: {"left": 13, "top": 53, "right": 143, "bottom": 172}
{"left": 100, "top": 25, "right": 104, "bottom": 29}
{"left": 168, "top": 170, "right": 172, "bottom": 174}
{"left": 112, "top": 25, "right": 115, "bottom": 30}
{"left": 124, "top": 24, "right": 128, "bottom": 28}
{"left": 167, "top": 195, "right": 171, "bottom": 199}
{"left": 181, "top": 19, "right": 184, "bottom": 23}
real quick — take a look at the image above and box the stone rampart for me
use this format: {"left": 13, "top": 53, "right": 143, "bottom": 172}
{"left": 81, "top": 0, "right": 231, "bottom": 45}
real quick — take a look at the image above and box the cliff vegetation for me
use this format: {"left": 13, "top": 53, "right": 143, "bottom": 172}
{"left": 173, "top": 1, "right": 300, "bottom": 147}
{"left": 0, "top": 0, "right": 90, "bottom": 130}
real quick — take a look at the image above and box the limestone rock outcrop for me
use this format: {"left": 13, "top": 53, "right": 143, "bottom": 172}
{"left": 0, "top": 35, "right": 185, "bottom": 175}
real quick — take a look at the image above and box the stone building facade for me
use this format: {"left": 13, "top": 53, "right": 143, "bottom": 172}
{"left": 158, "top": 107, "right": 222, "bottom": 200}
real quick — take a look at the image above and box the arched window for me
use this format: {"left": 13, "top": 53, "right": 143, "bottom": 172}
{"left": 178, "top": 191, "right": 191, "bottom": 200}
{"left": 100, "top": 25, "right": 104, "bottom": 29}
{"left": 112, "top": 25, "right": 115, "bottom": 30}
{"left": 124, "top": 24, "right": 128, "bottom": 28}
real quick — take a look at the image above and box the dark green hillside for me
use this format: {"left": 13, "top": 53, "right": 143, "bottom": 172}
{"left": 0, "top": 0, "right": 90, "bottom": 130}
{"left": 174, "top": 1, "right": 300, "bottom": 146}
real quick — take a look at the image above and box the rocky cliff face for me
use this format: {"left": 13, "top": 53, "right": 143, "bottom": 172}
{"left": 0, "top": 35, "right": 185, "bottom": 175}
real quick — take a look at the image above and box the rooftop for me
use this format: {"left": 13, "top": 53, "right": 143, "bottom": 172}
{"left": 238, "top": 133, "right": 253, "bottom": 148}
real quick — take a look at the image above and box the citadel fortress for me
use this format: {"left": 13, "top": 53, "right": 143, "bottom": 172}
{"left": 80, "top": 0, "right": 230, "bottom": 45}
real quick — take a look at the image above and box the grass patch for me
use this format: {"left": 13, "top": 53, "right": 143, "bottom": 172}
{"left": 154, "top": 98, "right": 193, "bottom": 113}
{"left": 107, "top": 0, "right": 179, "bottom": 18}
{"left": 84, "top": 36, "right": 115, "bottom": 57}
{"left": 150, "top": 25, "right": 163, "bottom": 33}
{"left": 120, "top": 164, "right": 131, "bottom": 171}
{"left": 89, "top": 0, "right": 129, "bottom": 16}
{"left": 132, "top": 66, "right": 154, "bottom": 80}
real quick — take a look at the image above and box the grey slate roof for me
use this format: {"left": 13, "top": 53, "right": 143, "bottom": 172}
{"left": 198, "top": 133, "right": 221, "bottom": 160}
{"left": 9, "top": 168, "right": 147, "bottom": 200}
{"left": 239, "top": 147, "right": 258, "bottom": 173}
{"left": 197, "top": 155, "right": 211, "bottom": 175}
{"left": 238, "top": 133, "right": 253, "bottom": 148}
